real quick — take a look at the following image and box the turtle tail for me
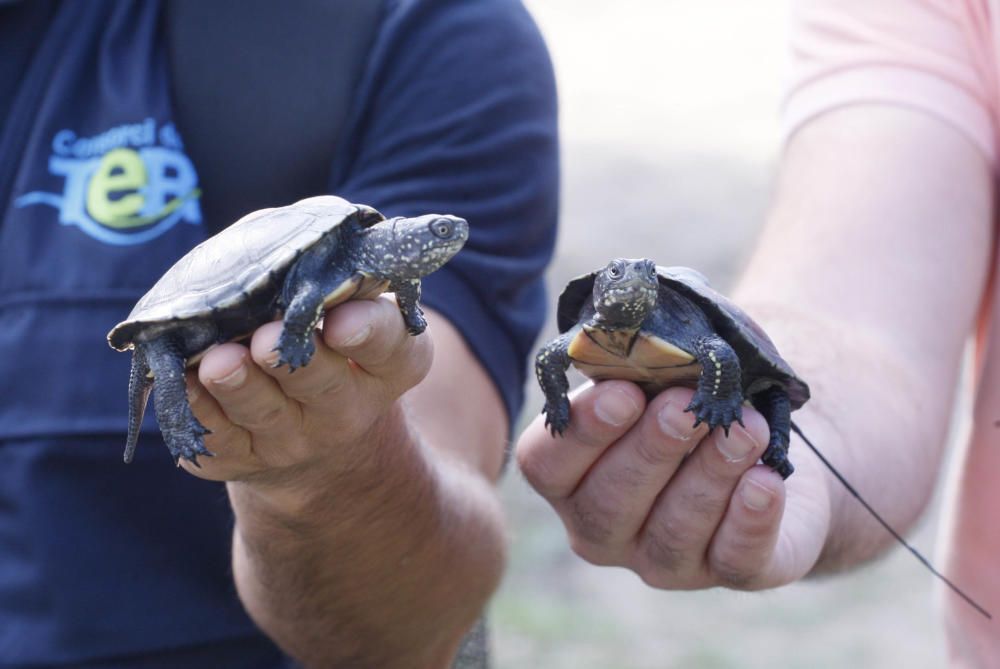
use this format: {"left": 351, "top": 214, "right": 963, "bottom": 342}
{"left": 790, "top": 421, "right": 991, "bottom": 620}
{"left": 124, "top": 345, "right": 153, "bottom": 464}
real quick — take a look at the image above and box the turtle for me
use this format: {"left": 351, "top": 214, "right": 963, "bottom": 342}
{"left": 107, "top": 195, "right": 469, "bottom": 466}
{"left": 533, "top": 259, "right": 997, "bottom": 619}
{"left": 535, "top": 258, "right": 810, "bottom": 479}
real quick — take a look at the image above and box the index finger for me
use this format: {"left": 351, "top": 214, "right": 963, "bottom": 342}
{"left": 249, "top": 320, "right": 353, "bottom": 406}
{"left": 321, "top": 296, "right": 433, "bottom": 397}
{"left": 516, "top": 380, "right": 646, "bottom": 500}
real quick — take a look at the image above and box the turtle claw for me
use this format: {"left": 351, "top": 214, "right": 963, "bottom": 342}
{"left": 166, "top": 422, "right": 214, "bottom": 466}
{"left": 403, "top": 311, "right": 428, "bottom": 337}
{"left": 273, "top": 333, "right": 316, "bottom": 371}
{"left": 542, "top": 397, "right": 571, "bottom": 437}
{"left": 762, "top": 435, "right": 794, "bottom": 479}
{"left": 685, "top": 392, "right": 743, "bottom": 435}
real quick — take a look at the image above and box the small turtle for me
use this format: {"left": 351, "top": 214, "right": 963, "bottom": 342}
{"left": 535, "top": 258, "right": 809, "bottom": 478}
{"left": 108, "top": 195, "right": 468, "bottom": 465}
{"left": 535, "top": 258, "right": 994, "bottom": 619}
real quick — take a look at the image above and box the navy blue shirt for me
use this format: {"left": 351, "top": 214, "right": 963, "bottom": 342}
{"left": 0, "top": 0, "right": 557, "bottom": 666}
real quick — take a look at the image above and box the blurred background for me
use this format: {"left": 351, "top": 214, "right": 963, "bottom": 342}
{"left": 491, "top": 1, "right": 955, "bottom": 667}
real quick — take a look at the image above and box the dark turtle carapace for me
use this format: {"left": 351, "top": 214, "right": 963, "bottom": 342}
{"left": 108, "top": 196, "right": 468, "bottom": 465}
{"left": 536, "top": 258, "right": 809, "bottom": 478}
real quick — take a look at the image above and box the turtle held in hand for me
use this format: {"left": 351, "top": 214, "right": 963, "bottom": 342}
{"left": 535, "top": 258, "right": 810, "bottom": 478}
{"left": 108, "top": 195, "right": 468, "bottom": 466}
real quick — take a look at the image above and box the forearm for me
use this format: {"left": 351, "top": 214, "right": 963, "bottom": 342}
{"left": 228, "top": 404, "right": 505, "bottom": 668}
{"left": 726, "top": 301, "right": 948, "bottom": 571}
{"left": 735, "top": 106, "right": 994, "bottom": 572}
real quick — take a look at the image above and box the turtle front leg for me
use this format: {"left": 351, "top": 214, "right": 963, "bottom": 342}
{"left": 275, "top": 281, "right": 327, "bottom": 371}
{"left": 536, "top": 332, "right": 575, "bottom": 436}
{"left": 124, "top": 347, "right": 153, "bottom": 463}
{"left": 143, "top": 337, "right": 212, "bottom": 465}
{"left": 751, "top": 386, "right": 794, "bottom": 479}
{"left": 276, "top": 229, "right": 350, "bottom": 370}
{"left": 390, "top": 278, "right": 426, "bottom": 335}
{"left": 687, "top": 334, "right": 744, "bottom": 435}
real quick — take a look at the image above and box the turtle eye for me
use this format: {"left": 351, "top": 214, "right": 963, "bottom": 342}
{"left": 646, "top": 262, "right": 657, "bottom": 278}
{"left": 608, "top": 261, "right": 624, "bottom": 279}
{"left": 431, "top": 220, "right": 453, "bottom": 239}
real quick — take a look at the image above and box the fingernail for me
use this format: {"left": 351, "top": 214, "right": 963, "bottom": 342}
{"left": 714, "top": 424, "right": 758, "bottom": 463}
{"left": 341, "top": 323, "right": 373, "bottom": 347}
{"left": 213, "top": 363, "right": 247, "bottom": 390}
{"left": 741, "top": 479, "right": 774, "bottom": 512}
{"left": 594, "top": 388, "right": 639, "bottom": 426}
{"left": 657, "top": 401, "right": 695, "bottom": 440}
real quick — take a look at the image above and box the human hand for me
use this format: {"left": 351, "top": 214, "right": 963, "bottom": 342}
{"left": 516, "top": 380, "right": 832, "bottom": 590}
{"left": 179, "top": 297, "right": 508, "bottom": 667}
{"left": 179, "top": 294, "right": 432, "bottom": 492}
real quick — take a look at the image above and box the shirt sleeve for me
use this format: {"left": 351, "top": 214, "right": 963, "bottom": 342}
{"left": 328, "top": 0, "right": 559, "bottom": 425}
{"left": 783, "top": 0, "right": 998, "bottom": 164}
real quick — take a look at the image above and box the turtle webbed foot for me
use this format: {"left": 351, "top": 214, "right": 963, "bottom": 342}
{"left": 391, "top": 279, "right": 426, "bottom": 336}
{"left": 535, "top": 333, "right": 575, "bottom": 438}
{"left": 763, "top": 447, "right": 794, "bottom": 479}
{"left": 144, "top": 337, "right": 215, "bottom": 466}
{"left": 164, "top": 420, "right": 214, "bottom": 466}
{"left": 685, "top": 390, "right": 744, "bottom": 436}
{"left": 402, "top": 309, "right": 427, "bottom": 337}
{"left": 688, "top": 335, "right": 744, "bottom": 435}
{"left": 760, "top": 423, "right": 794, "bottom": 479}
{"left": 542, "top": 396, "right": 571, "bottom": 437}
{"left": 751, "top": 387, "right": 795, "bottom": 479}
{"left": 274, "top": 331, "right": 316, "bottom": 371}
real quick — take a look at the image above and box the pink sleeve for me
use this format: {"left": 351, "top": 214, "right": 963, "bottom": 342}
{"left": 783, "top": 0, "right": 999, "bottom": 164}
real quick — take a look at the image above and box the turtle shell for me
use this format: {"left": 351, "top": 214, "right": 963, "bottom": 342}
{"left": 107, "top": 195, "right": 383, "bottom": 351}
{"left": 556, "top": 265, "right": 810, "bottom": 409}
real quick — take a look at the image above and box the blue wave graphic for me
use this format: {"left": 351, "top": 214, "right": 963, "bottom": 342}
{"left": 15, "top": 191, "right": 65, "bottom": 209}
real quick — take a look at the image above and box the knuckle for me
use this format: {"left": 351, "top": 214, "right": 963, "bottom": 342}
{"left": 239, "top": 402, "right": 291, "bottom": 432}
{"left": 568, "top": 535, "right": 622, "bottom": 567}
{"left": 567, "top": 496, "right": 619, "bottom": 545}
{"left": 292, "top": 366, "right": 350, "bottom": 403}
{"left": 683, "top": 485, "right": 728, "bottom": 520}
{"left": 638, "top": 517, "right": 692, "bottom": 574}
{"left": 710, "top": 554, "right": 758, "bottom": 590}
{"left": 708, "top": 528, "right": 772, "bottom": 591}
{"left": 516, "top": 448, "right": 564, "bottom": 499}
{"left": 567, "top": 418, "right": 618, "bottom": 451}
{"left": 635, "top": 563, "right": 678, "bottom": 590}
{"left": 200, "top": 418, "right": 237, "bottom": 446}
{"left": 633, "top": 432, "right": 684, "bottom": 468}
{"left": 602, "top": 462, "right": 650, "bottom": 493}
{"left": 350, "top": 335, "right": 396, "bottom": 368}
{"left": 390, "top": 339, "right": 432, "bottom": 391}
{"left": 697, "top": 444, "right": 748, "bottom": 487}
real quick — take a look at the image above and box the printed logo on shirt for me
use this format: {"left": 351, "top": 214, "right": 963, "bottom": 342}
{"left": 15, "top": 118, "right": 203, "bottom": 246}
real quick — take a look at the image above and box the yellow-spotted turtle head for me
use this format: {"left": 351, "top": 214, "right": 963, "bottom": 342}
{"left": 592, "top": 258, "right": 659, "bottom": 329}
{"left": 356, "top": 213, "right": 469, "bottom": 281}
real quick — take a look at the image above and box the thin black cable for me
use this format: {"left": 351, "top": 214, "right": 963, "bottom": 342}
{"left": 790, "top": 421, "right": 991, "bottom": 620}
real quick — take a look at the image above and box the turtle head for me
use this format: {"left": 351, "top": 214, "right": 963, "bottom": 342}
{"left": 364, "top": 213, "right": 469, "bottom": 279}
{"left": 592, "top": 258, "right": 659, "bottom": 329}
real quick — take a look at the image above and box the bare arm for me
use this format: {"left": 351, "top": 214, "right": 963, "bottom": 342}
{"left": 186, "top": 301, "right": 507, "bottom": 668}
{"left": 516, "top": 104, "right": 994, "bottom": 592}
{"left": 736, "top": 104, "right": 994, "bottom": 571}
